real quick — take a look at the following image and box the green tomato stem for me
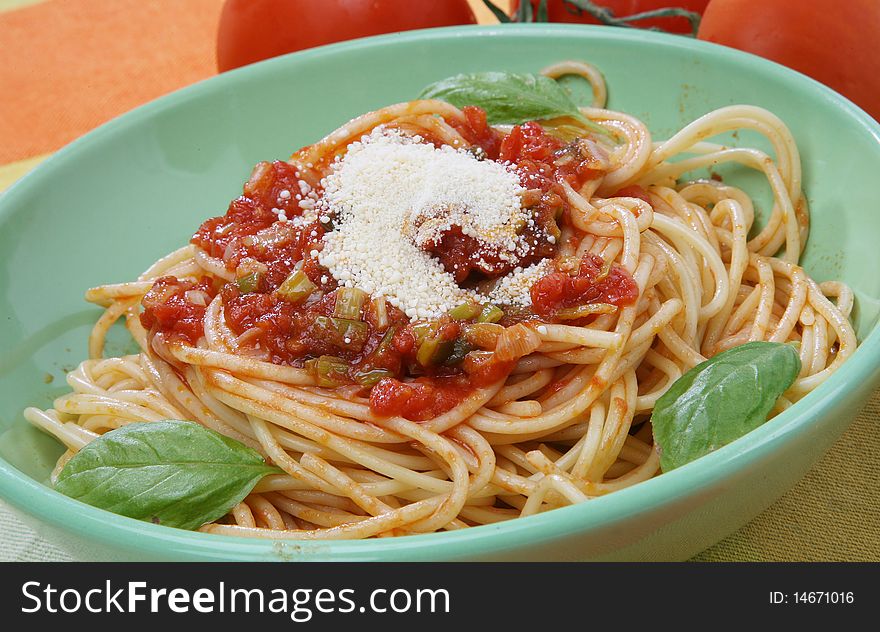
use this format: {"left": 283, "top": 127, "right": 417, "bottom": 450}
{"left": 562, "top": 1, "right": 702, "bottom": 36}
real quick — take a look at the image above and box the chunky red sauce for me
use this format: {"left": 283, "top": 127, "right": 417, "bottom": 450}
{"left": 140, "top": 277, "right": 215, "bottom": 345}
{"left": 140, "top": 108, "right": 637, "bottom": 420}
{"left": 223, "top": 285, "right": 411, "bottom": 369}
{"left": 192, "top": 188, "right": 330, "bottom": 291}
{"left": 456, "top": 105, "right": 503, "bottom": 159}
{"left": 421, "top": 224, "right": 553, "bottom": 284}
{"left": 530, "top": 253, "right": 639, "bottom": 319}
{"left": 500, "top": 121, "right": 605, "bottom": 192}
{"left": 423, "top": 115, "right": 607, "bottom": 285}
{"left": 369, "top": 375, "right": 473, "bottom": 421}
{"left": 368, "top": 354, "right": 514, "bottom": 420}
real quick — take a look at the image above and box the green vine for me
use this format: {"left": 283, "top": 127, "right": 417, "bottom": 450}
{"left": 482, "top": 0, "right": 702, "bottom": 37}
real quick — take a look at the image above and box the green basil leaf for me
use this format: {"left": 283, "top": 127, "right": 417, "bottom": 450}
{"left": 651, "top": 341, "right": 801, "bottom": 472}
{"left": 55, "top": 420, "right": 279, "bottom": 530}
{"left": 419, "top": 71, "right": 606, "bottom": 134}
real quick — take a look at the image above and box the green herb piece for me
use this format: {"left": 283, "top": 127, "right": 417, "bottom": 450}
{"left": 305, "top": 355, "right": 350, "bottom": 387}
{"left": 276, "top": 269, "right": 316, "bottom": 304}
{"left": 54, "top": 420, "right": 279, "bottom": 530}
{"left": 370, "top": 297, "right": 389, "bottom": 330}
{"left": 416, "top": 334, "right": 455, "bottom": 367}
{"left": 556, "top": 303, "right": 616, "bottom": 320}
{"left": 236, "top": 271, "right": 261, "bottom": 294}
{"left": 448, "top": 301, "right": 482, "bottom": 321}
{"left": 463, "top": 322, "right": 504, "bottom": 349}
{"left": 477, "top": 303, "right": 505, "bottom": 324}
{"left": 416, "top": 336, "right": 440, "bottom": 367}
{"left": 419, "top": 71, "right": 605, "bottom": 134}
{"left": 353, "top": 368, "right": 394, "bottom": 387}
{"left": 651, "top": 341, "right": 801, "bottom": 472}
{"left": 375, "top": 327, "right": 397, "bottom": 353}
{"left": 333, "top": 317, "right": 369, "bottom": 348}
{"left": 313, "top": 316, "right": 369, "bottom": 350}
{"left": 444, "top": 338, "right": 474, "bottom": 366}
{"left": 433, "top": 339, "right": 456, "bottom": 364}
{"left": 411, "top": 322, "right": 437, "bottom": 345}
{"left": 333, "top": 287, "right": 367, "bottom": 320}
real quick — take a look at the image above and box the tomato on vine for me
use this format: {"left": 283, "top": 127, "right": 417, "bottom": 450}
{"left": 493, "top": 1, "right": 709, "bottom": 35}
{"left": 697, "top": 0, "right": 880, "bottom": 120}
{"left": 217, "top": 0, "right": 477, "bottom": 72}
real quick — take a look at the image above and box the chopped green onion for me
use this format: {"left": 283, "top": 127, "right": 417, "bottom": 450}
{"left": 305, "top": 355, "right": 349, "bottom": 387}
{"left": 371, "top": 297, "right": 389, "bottom": 330}
{"left": 416, "top": 337, "right": 440, "bottom": 367}
{"left": 434, "top": 340, "right": 455, "bottom": 365}
{"left": 333, "top": 287, "right": 367, "bottom": 320}
{"left": 236, "top": 272, "right": 262, "bottom": 294}
{"left": 464, "top": 322, "right": 504, "bottom": 349}
{"left": 556, "top": 303, "right": 617, "bottom": 320}
{"left": 333, "top": 318, "right": 369, "bottom": 347}
{"left": 447, "top": 302, "right": 482, "bottom": 321}
{"left": 411, "top": 322, "right": 437, "bottom": 345}
{"left": 477, "top": 303, "right": 504, "bottom": 324}
{"left": 376, "top": 327, "right": 397, "bottom": 353}
{"left": 594, "top": 258, "right": 613, "bottom": 283}
{"left": 353, "top": 368, "right": 394, "bottom": 387}
{"left": 312, "top": 315, "right": 334, "bottom": 335}
{"left": 417, "top": 336, "right": 455, "bottom": 367}
{"left": 314, "top": 316, "right": 369, "bottom": 349}
{"left": 276, "top": 269, "right": 316, "bottom": 304}
{"left": 443, "top": 338, "right": 474, "bottom": 366}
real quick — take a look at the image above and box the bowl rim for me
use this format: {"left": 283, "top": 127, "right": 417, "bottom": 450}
{"left": 2, "top": 23, "right": 880, "bottom": 561}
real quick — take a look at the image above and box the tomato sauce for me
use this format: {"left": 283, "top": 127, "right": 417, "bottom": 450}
{"left": 191, "top": 199, "right": 329, "bottom": 291}
{"left": 499, "top": 121, "right": 604, "bottom": 192}
{"left": 141, "top": 111, "right": 636, "bottom": 420}
{"left": 421, "top": 224, "right": 555, "bottom": 284}
{"left": 368, "top": 353, "right": 513, "bottom": 420}
{"left": 222, "top": 285, "right": 409, "bottom": 369}
{"left": 530, "top": 253, "right": 639, "bottom": 319}
{"left": 455, "top": 105, "right": 503, "bottom": 159}
{"left": 140, "top": 276, "right": 215, "bottom": 345}
{"left": 369, "top": 375, "right": 473, "bottom": 421}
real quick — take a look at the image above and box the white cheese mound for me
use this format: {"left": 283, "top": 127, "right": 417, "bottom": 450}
{"left": 318, "top": 128, "right": 533, "bottom": 319}
{"left": 488, "top": 259, "right": 553, "bottom": 307}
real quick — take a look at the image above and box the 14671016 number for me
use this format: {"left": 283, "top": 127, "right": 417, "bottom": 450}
{"left": 769, "top": 592, "right": 856, "bottom": 605}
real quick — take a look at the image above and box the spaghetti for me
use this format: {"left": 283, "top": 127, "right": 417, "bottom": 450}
{"left": 25, "top": 62, "right": 857, "bottom": 539}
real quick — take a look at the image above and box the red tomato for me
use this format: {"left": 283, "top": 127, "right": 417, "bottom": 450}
{"left": 217, "top": 0, "right": 478, "bottom": 72}
{"left": 698, "top": 0, "right": 880, "bottom": 121}
{"left": 515, "top": 1, "right": 709, "bottom": 35}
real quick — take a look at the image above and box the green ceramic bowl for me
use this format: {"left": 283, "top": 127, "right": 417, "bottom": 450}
{"left": 2, "top": 25, "right": 880, "bottom": 561}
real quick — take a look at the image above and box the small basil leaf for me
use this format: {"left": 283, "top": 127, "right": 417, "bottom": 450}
{"left": 55, "top": 420, "right": 279, "bottom": 530}
{"left": 651, "top": 341, "right": 801, "bottom": 472}
{"left": 419, "top": 71, "right": 606, "bottom": 134}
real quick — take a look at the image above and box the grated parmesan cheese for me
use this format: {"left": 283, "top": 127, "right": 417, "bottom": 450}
{"left": 316, "top": 128, "right": 547, "bottom": 319}
{"left": 488, "top": 259, "right": 552, "bottom": 307}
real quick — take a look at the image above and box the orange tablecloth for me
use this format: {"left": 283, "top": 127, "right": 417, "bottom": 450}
{"left": 1, "top": 0, "right": 877, "bottom": 562}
